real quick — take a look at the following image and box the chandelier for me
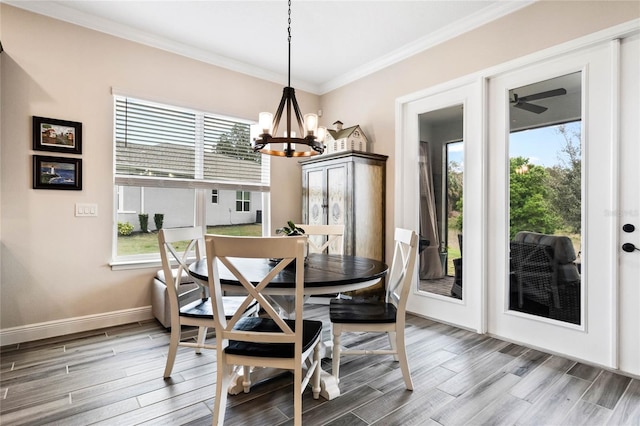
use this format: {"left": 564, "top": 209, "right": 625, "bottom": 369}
{"left": 252, "top": 0, "right": 326, "bottom": 158}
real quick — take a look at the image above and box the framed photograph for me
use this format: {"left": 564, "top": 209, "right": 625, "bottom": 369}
{"left": 32, "top": 116, "right": 82, "bottom": 154}
{"left": 33, "top": 155, "right": 82, "bottom": 190}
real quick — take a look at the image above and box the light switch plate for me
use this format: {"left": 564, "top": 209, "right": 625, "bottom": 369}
{"left": 75, "top": 203, "right": 98, "bottom": 217}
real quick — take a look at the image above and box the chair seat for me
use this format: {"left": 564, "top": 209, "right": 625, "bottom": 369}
{"left": 180, "top": 296, "right": 255, "bottom": 319}
{"left": 225, "top": 317, "right": 323, "bottom": 358}
{"left": 329, "top": 299, "right": 397, "bottom": 324}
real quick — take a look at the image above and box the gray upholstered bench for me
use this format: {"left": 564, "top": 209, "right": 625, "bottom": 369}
{"left": 152, "top": 268, "right": 205, "bottom": 329}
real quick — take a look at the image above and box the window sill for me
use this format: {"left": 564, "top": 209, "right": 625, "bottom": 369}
{"left": 110, "top": 258, "right": 162, "bottom": 271}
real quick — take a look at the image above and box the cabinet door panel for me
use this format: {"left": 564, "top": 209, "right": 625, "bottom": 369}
{"left": 327, "top": 165, "right": 346, "bottom": 227}
{"left": 307, "top": 169, "right": 324, "bottom": 225}
{"left": 354, "top": 162, "right": 383, "bottom": 260}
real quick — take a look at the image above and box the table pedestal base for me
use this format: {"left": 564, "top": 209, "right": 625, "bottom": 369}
{"left": 227, "top": 365, "right": 341, "bottom": 400}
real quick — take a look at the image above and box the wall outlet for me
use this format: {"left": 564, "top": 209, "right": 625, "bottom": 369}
{"left": 75, "top": 203, "right": 98, "bottom": 217}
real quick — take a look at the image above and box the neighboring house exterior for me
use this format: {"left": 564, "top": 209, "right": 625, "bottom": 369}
{"left": 117, "top": 187, "right": 263, "bottom": 231}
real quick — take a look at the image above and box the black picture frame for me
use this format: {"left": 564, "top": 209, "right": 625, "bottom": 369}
{"left": 32, "top": 116, "right": 82, "bottom": 154}
{"left": 33, "top": 155, "right": 82, "bottom": 190}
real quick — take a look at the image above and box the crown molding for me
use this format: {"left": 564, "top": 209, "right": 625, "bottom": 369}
{"left": 319, "top": 0, "right": 535, "bottom": 94}
{"left": 5, "top": 0, "right": 534, "bottom": 95}
{"left": 4, "top": 0, "right": 318, "bottom": 92}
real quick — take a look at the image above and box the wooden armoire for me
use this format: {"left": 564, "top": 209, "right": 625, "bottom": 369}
{"left": 300, "top": 151, "right": 387, "bottom": 263}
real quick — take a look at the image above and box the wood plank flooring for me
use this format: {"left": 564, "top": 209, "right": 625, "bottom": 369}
{"left": 1, "top": 305, "right": 639, "bottom": 425}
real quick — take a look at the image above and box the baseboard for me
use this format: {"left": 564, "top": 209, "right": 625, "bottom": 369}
{"left": 0, "top": 306, "right": 154, "bottom": 346}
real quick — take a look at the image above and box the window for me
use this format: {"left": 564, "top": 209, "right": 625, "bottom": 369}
{"left": 236, "top": 191, "right": 250, "bottom": 212}
{"left": 113, "top": 95, "right": 269, "bottom": 264}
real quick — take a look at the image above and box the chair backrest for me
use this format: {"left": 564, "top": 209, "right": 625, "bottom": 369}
{"left": 204, "top": 235, "right": 307, "bottom": 349}
{"left": 158, "top": 226, "right": 205, "bottom": 305}
{"left": 295, "top": 224, "right": 345, "bottom": 254}
{"left": 385, "top": 228, "right": 419, "bottom": 314}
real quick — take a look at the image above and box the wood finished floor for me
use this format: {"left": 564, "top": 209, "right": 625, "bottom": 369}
{"left": 1, "top": 305, "right": 639, "bottom": 426}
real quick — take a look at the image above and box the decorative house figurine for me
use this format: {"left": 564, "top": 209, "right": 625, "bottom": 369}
{"left": 325, "top": 120, "right": 369, "bottom": 153}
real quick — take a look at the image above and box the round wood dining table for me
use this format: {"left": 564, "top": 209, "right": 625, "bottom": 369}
{"left": 188, "top": 252, "right": 388, "bottom": 296}
{"left": 187, "top": 252, "right": 388, "bottom": 400}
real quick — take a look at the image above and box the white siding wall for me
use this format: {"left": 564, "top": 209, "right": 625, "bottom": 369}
{"left": 117, "top": 187, "right": 262, "bottom": 231}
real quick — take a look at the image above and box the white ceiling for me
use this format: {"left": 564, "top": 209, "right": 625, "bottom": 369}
{"left": 6, "top": 0, "right": 533, "bottom": 94}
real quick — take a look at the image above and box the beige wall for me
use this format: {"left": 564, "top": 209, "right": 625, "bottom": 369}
{"left": 1, "top": 2, "right": 638, "bottom": 338}
{"left": 0, "top": 4, "right": 315, "bottom": 331}
{"left": 320, "top": 0, "right": 639, "bottom": 266}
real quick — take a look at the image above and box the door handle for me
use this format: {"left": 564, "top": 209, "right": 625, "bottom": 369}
{"left": 622, "top": 243, "right": 639, "bottom": 253}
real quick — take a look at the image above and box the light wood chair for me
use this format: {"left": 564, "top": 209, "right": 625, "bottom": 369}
{"left": 297, "top": 224, "right": 346, "bottom": 303}
{"left": 205, "top": 235, "right": 322, "bottom": 426}
{"left": 295, "top": 223, "right": 345, "bottom": 254}
{"left": 158, "top": 227, "right": 256, "bottom": 379}
{"left": 329, "top": 228, "right": 419, "bottom": 390}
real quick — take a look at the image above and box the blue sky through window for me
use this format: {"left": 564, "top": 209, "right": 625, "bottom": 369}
{"left": 510, "top": 121, "right": 581, "bottom": 167}
{"left": 447, "top": 121, "right": 581, "bottom": 168}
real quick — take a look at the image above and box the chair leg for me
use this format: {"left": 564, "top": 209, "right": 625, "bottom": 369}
{"left": 395, "top": 326, "right": 413, "bottom": 391}
{"left": 242, "top": 365, "right": 251, "bottom": 393}
{"left": 312, "top": 344, "right": 321, "bottom": 399}
{"left": 388, "top": 331, "right": 399, "bottom": 361}
{"left": 164, "top": 324, "right": 181, "bottom": 378}
{"left": 213, "top": 356, "right": 232, "bottom": 426}
{"left": 332, "top": 325, "right": 341, "bottom": 383}
{"left": 195, "top": 326, "right": 207, "bottom": 354}
{"left": 293, "top": 363, "right": 303, "bottom": 426}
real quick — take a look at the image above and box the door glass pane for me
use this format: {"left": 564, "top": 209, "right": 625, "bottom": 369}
{"left": 417, "top": 105, "right": 464, "bottom": 299}
{"left": 508, "top": 72, "right": 582, "bottom": 324}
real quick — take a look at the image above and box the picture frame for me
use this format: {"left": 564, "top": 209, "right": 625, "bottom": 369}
{"left": 32, "top": 116, "right": 82, "bottom": 154}
{"left": 33, "top": 155, "right": 82, "bottom": 190}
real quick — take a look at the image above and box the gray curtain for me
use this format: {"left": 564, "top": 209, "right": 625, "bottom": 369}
{"left": 419, "top": 141, "right": 444, "bottom": 279}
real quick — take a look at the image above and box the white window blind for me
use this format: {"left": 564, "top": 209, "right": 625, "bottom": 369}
{"left": 114, "top": 96, "right": 269, "bottom": 191}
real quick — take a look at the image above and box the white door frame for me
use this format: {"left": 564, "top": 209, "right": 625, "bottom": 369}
{"left": 487, "top": 41, "right": 618, "bottom": 368}
{"left": 396, "top": 20, "right": 639, "bottom": 371}
{"left": 396, "top": 78, "right": 485, "bottom": 333}
{"left": 618, "top": 33, "right": 640, "bottom": 376}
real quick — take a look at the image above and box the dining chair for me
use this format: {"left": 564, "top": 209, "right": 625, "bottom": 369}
{"left": 329, "top": 228, "right": 419, "bottom": 390}
{"left": 295, "top": 223, "right": 345, "bottom": 254}
{"left": 158, "top": 226, "right": 256, "bottom": 379}
{"left": 296, "top": 223, "right": 346, "bottom": 303}
{"left": 205, "top": 234, "right": 322, "bottom": 426}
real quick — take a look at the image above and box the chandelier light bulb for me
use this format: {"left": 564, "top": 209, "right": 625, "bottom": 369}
{"left": 259, "top": 112, "right": 273, "bottom": 134}
{"left": 304, "top": 113, "right": 318, "bottom": 136}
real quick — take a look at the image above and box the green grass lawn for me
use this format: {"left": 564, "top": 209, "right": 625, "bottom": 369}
{"left": 117, "top": 223, "right": 262, "bottom": 256}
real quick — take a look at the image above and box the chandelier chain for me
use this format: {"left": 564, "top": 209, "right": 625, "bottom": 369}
{"left": 288, "top": 0, "right": 292, "bottom": 43}
{"left": 252, "top": 0, "right": 325, "bottom": 157}
{"left": 287, "top": 0, "right": 292, "bottom": 87}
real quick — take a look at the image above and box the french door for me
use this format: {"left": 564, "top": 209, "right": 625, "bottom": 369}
{"left": 399, "top": 32, "right": 638, "bottom": 374}
{"left": 399, "top": 81, "right": 484, "bottom": 333}
{"left": 486, "top": 41, "right": 622, "bottom": 367}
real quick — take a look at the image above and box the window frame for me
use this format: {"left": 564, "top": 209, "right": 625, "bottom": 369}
{"left": 236, "top": 190, "right": 251, "bottom": 212}
{"left": 111, "top": 94, "right": 269, "bottom": 268}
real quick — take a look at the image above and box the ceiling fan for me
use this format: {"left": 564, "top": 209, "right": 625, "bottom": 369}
{"left": 510, "top": 88, "right": 567, "bottom": 114}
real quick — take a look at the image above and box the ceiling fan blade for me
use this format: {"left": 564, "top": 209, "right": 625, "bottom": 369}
{"left": 519, "top": 88, "right": 567, "bottom": 102}
{"left": 514, "top": 102, "right": 547, "bottom": 114}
